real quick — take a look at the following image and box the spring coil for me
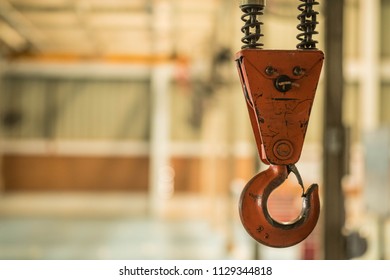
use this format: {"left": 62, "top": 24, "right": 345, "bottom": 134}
{"left": 240, "top": 4, "right": 264, "bottom": 49}
{"left": 296, "top": 0, "right": 319, "bottom": 49}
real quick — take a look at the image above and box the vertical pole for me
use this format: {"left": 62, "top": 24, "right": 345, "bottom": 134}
{"left": 149, "top": 65, "right": 172, "bottom": 218}
{"left": 360, "top": 0, "right": 382, "bottom": 259}
{"left": 0, "top": 56, "right": 4, "bottom": 194}
{"left": 360, "top": 0, "right": 380, "bottom": 130}
{"left": 148, "top": 0, "right": 173, "bottom": 218}
{"left": 323, "top": 0, "right": 347, "bottom": 259}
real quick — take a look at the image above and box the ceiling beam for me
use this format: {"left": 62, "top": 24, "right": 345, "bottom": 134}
{"left": 0, "top": 0, "right": 45, "bottom": 51}
{"left": 9, "top": 0, "right": 148, "bottom": 13}
{"left": 0, "top": 19, "right": 28, "bottom": 51}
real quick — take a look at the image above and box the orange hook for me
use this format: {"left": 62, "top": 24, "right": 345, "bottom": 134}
{"left": 239, "top": 164, "right": 320, "bottom": 248}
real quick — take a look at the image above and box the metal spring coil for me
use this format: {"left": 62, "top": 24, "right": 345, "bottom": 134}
{"left": 240, "top": 4, "right": 264, "bottom": 49}
{"left": 296, "top": 0, "right": 319, "bottom": 49}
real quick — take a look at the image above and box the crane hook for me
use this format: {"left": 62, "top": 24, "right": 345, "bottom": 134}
{"left": 239, "top": 164, "right": 320, "bottom": 248}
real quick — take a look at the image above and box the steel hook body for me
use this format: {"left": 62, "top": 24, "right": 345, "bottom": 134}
{"left": 239, "top": 165, "right": 320, "bottom": 248}
{"left": 235, "top": 1, "right": 323, "bottom": 248}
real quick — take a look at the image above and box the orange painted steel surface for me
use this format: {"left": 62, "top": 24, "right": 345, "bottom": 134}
{"left": 236, "top": 49, "right": 324, "bottom": 165}
{"left": 236, "top": 49, "right": 324, "bottom": 247}
{"left": 239, "top": 165, "right": 320, "bottom": 248}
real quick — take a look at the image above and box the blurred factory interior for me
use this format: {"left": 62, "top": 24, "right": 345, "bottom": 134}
{"left": 0, "top": 0, "right": 390, "bottom": 260}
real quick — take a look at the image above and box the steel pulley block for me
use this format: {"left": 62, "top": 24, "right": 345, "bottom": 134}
{"left": 235, "top": 0, "right": 323, "bottom": 248}
{"left": 236, "top": 49, "right": 324, "bottom": 165}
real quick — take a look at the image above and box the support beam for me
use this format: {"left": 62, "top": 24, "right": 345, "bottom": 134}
{"left": 0, "top": 56, "right": 4, "bottom": 193}
{"left": 0, "top": 0, "right": 44, "bottom": 50}
{"left": 148, "top": 0, "right": 174, "bottom": 218}
{"left": 323, "top": 0, "right": 347, "bottom": 259}
{"left": 148, "top": 64, "right": 173, "bottom": 217}
{"left": 360, "top": 0, "right": 383, "bottom": 260}
{"left": 359, "top": 0, "right": 380, "bottom": 130}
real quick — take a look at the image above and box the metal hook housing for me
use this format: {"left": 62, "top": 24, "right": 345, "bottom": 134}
{"left": 239, "top": 165, "right": 320, "bottom": 248}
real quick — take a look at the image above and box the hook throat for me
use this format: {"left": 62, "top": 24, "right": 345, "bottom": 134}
{"left": 239, "top": 165, "right": 320, "bottom": 247}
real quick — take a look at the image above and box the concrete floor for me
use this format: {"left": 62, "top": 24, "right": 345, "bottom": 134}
{"left": 0, "top": 193, "right": 305, "bottom": 260}
{"left": 0, "top": 193, "right": 240, "bottom": 260}
{"left": 0, "top": 216, "right": 228, "bottom": 259}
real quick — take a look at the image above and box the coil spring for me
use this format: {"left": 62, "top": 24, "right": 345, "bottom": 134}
{"left": 240, "top": 4, "right": 264, "bottom": 49}
{"left": 296, "top": 0, "right": 319, "bottom": 49}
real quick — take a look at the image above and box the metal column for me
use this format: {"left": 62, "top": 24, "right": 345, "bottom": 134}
{"left": 149, "top": 65, "right": 173, "bottom": 217}
{"left": 360, "top": 0, "right": 380, "bottom": 130}
{"left": 323, "top": 0, "right": 347, "bottom": 259}
{"left": 148, "top": 0, "right": 174, "bottom": 217}
{"left": 360, "top": 0, "right": 384, "bottom": 260}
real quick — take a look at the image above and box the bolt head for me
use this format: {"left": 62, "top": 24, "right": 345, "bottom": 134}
{"left": 273, "top": 140, "right": 294, "bottom": 160}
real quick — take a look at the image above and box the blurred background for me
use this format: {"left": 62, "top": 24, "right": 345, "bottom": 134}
{"left": 0, "top": 0, "right": 389, "bottom": 260}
